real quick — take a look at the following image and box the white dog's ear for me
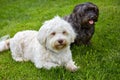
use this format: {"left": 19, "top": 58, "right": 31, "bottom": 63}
{"left": 66, "top": 24, "right": 76, "bottom": 43}
{"left": 37, "top": 24, "right": 48, "bottom": 46}
{"left": 70, "top": 29, "right": 76, "bottom": 43}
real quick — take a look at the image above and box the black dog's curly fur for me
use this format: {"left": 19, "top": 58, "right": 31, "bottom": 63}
{"left": 64, "top": 2, "right": 99, "bottom": 45}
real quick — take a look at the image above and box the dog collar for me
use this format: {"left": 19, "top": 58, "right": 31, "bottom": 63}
{"left": 45, "top": 46, "right": 57, "bottom": 54}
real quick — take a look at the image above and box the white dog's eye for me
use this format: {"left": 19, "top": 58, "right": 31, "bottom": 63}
{"left": 51, "top": 32, "right": 56, "bottom": 36}
{"left": 63, "top": 31, "right": 67, "bottom": 35}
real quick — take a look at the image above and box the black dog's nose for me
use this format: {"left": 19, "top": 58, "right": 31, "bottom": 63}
{"left": 90, "top": 15, "right": 97, "bottom": 21}
{"left": 58, "top": 39, "right": 63, "bottom": 44}
{"left": 90, "top": 15, "right": 97, "bottom": 19}
{"left": 90, "top": 16, "right": 94, "bottom": 19}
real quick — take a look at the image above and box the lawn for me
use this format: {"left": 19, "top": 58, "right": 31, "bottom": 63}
{"left": 0, "top": 0, "right": 120, "bottom": 80}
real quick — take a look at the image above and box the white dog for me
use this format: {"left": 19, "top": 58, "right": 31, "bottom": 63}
{"left": 0, "top": 16, "right": 78, "bottom": 72}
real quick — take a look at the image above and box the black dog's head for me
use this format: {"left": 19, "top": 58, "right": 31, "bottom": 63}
{"left": 73, "top": 2, "right": 99, "bottom": 27}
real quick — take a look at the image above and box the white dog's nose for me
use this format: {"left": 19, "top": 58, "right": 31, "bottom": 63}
{"left": 58, "top": 39, "right": 63, "bottom": 44}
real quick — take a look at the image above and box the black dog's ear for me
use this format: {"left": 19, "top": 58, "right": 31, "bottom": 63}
{"left": 73, "top": 4, "right": 84, "bottom": 17}
{"left": 69, "top": 4, "right": 83, "bottom": 24}
{"left": 73, "top": 5, "right": 80, "bottom": 13}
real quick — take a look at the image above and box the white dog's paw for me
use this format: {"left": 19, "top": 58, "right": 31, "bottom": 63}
{"left": 65, "top": 61, "right": 79, "bottom": 72}
{"left": 66, "top": 64, "right": 79, "bottom": 72}
{"left": 35, "top": 63, "right": 43, "bottom": 69}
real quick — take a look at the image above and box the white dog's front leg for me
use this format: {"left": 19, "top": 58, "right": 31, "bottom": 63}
{"left": 34, "top": 60, "right": 59, "bottom": 69}
{"left": 43, "top": 62, "right": 60, "bottom": 70}
{"left": 65, "top": 60, "right": 78, "bottom": 72}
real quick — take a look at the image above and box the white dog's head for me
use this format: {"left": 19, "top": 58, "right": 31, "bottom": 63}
{"left": 37, "top": 16, "right": 76, "bottom": 52}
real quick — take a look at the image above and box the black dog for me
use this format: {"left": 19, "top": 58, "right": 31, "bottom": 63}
{"left": 64, "top": 2, "right": 99, "bottom": 45}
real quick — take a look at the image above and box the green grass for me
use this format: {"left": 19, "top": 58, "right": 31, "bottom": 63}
{"left": 0, "top": 0, "right": 120, "bottom": 80}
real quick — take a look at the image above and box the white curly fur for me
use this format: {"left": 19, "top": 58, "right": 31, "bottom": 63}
{"left": 0, "top": 16, "right": 78, "bottom": 72}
